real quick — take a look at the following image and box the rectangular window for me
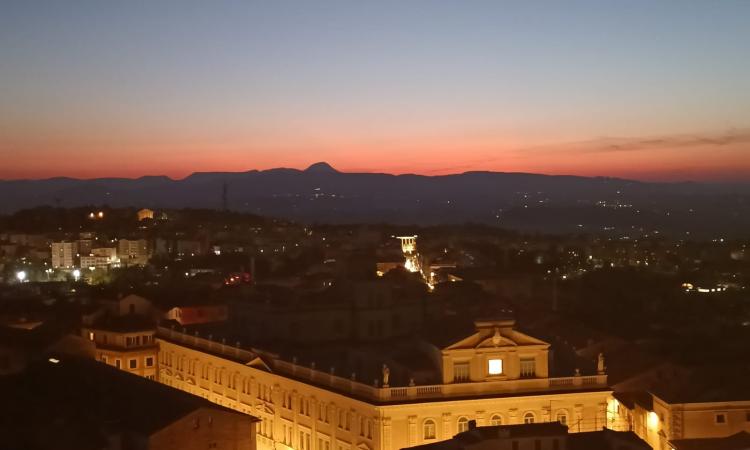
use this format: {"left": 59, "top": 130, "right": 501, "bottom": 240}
{"left": 716, "top": 413, "right": 727, "bottom": 424}
{"left": 520, "top": 358, "right": 536, "bottom": 378}
{"left": 129, "top": 359, "right": 137, "bottom": 369}
{"left": 454, "top": 362, "right": 470, "bottom": 382}
{"left": 488, "top": 359, "right": 503, "bottom": 375}
{"left": 146, "top": 357, "right": 154, "bottom": 367}
{"left": 319, "top": 404, "right": 328, "bottom": 423}
{"left": 88, "top": 331, "right": 94, "bottom": 341}
{"left": 115, "top": 359, "right": 121, "bottom": 369}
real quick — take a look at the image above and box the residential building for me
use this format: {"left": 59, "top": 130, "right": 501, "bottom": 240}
{"left": 118, "top": 238, "right": 149, "bottom": 265}
{"left": 82, "top": 294, "right": 160, "bottom": 379}
{"left": 612, "top": 368, "right": 750, "bottom": 450}
{"left": 51, "top": 241, "right": 78, "bottom": 269}
{"left": 82, "top": 314, "right": 159, "bottom": 379}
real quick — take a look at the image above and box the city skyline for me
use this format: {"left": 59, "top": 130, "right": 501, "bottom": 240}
{"left": 2, "top": 0, "right": 750, "bottom": 182}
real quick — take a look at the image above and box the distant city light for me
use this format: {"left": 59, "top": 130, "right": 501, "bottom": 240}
{"left": 48, "top": 357, "right": 60, "bottom": 364}
{"left": 72, "top": 269, "right": 81, "bottom": 281}
{"left": 16, "top": 271, "right": 27, "bottom": 282}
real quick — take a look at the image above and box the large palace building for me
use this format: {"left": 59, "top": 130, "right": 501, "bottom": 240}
{"left": 156, "top": 318, "right": 613, "bottom": 450}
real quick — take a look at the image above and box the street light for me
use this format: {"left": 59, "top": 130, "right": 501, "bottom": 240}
{"left": 72, "top": 269, "right": 81, "bottom": 281}
{"left": 16, "top": 271, "right": 27, "bottom": 282}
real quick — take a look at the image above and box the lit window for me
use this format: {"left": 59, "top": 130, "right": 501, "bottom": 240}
{"left": 556, "top": 412, "right": 568, "bottom": 426}
{"left": 454, "top": 362, "right": 470, "bottom": 382}
{"left": 457, "top": 417, "right": 469, "bottom": 433}
{"left": 88, "top": 331, "right": 94, "bottom": 341}
{"left": 488, "top": 359, "right": 503, "bottom": 375}
{"left": 424, "top": 419, "right": 436, "bottom": 439}
{"left": 523, "top": 412, "right": 535, "bottom": 424}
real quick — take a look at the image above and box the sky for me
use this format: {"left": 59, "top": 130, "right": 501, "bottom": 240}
{"left": 1, "top": 0, "right": 749, "bottom": 182}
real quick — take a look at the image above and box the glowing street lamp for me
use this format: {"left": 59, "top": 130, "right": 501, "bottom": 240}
{"left": 72, "top": 269, "right": 81, "bottom": 281}
{"left": 16, "top": 271, "right": 27, "bottom": 282}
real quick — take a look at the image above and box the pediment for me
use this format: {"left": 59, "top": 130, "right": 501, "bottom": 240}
{"left": 247, "top": 356, "right": 272, "bottom": 371}
{"left": 477, "top": 335, "right": 518, "bottom": 348}
{"left": 445, "top": 328, "right": 518, "bottom": 350}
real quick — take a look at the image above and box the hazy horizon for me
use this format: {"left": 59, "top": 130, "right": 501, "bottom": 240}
{"left": 3, "top": 159, "right": 750, "bottom": 185}
{"left": 2, "top": 1, "right": 750, "bottom": 182}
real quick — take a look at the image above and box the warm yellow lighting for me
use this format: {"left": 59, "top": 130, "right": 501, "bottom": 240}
{"left": 97, "top": 211, "right": 104, "bottom": 218}
{"left": 648, "top": 411, "right": 659, "bottom": 429}
{"left": 488, "top": 359, "right": 503, "bottom": 375}
{"left": 48, "top": 357, "right": 60, "bottom": 364}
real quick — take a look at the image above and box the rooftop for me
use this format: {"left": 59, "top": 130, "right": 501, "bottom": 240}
{"left": 670, "top": 431, "right": 750, "bottom": 450}
{"left": 0, "top": 356, "right": 258, "bottom": 449}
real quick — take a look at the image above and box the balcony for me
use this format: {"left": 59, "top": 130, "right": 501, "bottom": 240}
{"left": 157, "top": 326, "right": 609, "bottom": 404}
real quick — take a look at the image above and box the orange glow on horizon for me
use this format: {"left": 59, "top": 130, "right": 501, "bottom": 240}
{"left": 2, "top": 129, "right": 749, "bottom": 182}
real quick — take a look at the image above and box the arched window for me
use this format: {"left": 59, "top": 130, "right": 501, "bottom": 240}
{"left": 423, "top": 419, "right": 436, "bottom": 440}
{"left": 490, "top": 414, "right": 502, "bottom": 426}
{"left": 556, "top": 411, "right": 568, "bottom": 426}
{"left": 457, "top": 417, "right": 470, "bottom": 433}
{"left": 523, "top": 412, "right": 536, "bottom": 424}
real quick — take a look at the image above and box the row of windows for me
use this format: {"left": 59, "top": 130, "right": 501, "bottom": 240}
{"left": 89, "top": 331, "right": 153, "bottom": 348}
{"left": 422, "top": 412, "right": 568, "bottom": 439}
{"left": 166, "top": 355, "right": 370, "bottom": 432}
{"left": 454, "top": 358, "right": 537, "bottom": 382}
{"left": 101, "top": 354, "right": 154, "bottom": 370}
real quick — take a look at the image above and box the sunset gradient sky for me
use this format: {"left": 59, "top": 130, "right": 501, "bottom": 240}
{"left": 2, "top": 0, "right": 749, "bottom": 181}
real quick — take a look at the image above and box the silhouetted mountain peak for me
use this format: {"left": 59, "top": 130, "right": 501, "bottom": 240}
{"left": 304, "top": 162, "right": 338, "bottom": 174}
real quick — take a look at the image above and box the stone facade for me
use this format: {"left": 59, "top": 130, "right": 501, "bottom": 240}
{"left": 156, "top": 320, "right": 612, "bottom": 450}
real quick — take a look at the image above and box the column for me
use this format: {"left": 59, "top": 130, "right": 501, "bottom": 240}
{"left": 408, "top": 415, "right": 417, "bottom": 447}
{"left": 442, "top": 413, "right": 452, "bottom": 439}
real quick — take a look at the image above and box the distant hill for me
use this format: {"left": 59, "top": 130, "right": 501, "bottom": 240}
{"left": 2, "top": 163, "right": 750, "bottom": 237}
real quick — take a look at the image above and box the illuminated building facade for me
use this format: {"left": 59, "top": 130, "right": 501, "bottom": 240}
{"left": 51, "top": 241, "right": 78, "bottom": 269}
{"left": 397, "top": 236, "right": 421, "bottom": 274}
{"left": 138, "top": 208, "right": 155, "bottom": 221}
{"left": 82, "top": 294, "right": 159, "bottom": 379}
{"left": 612, "top": 391, "right": 750, "bottom": 450}
{"left": 118, "top": 238, "right": 150, "bottom": 266}
{"left": 157, "top": 318, "right": 612, "bottom": 450}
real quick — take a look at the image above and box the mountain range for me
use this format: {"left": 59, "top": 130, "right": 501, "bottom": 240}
{"left": 2, "top": 163, "right": 750, "bottom": 237}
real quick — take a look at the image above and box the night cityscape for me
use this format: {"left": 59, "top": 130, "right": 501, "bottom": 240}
{"left": 2, "top": 1, "right": 750, "bottom": 450}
